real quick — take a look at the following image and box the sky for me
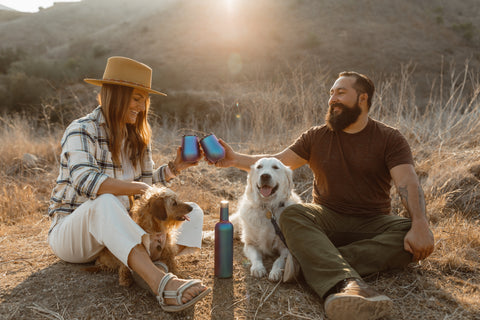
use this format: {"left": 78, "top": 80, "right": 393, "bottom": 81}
{"left": 0, "top": 0, "right": 81, "bottom": 12}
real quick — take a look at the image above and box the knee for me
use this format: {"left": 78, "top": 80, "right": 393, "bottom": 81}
{"left": 391, "top": 217, "right": 412, "bottom": 233}
{"left": 88, "top": 194, "right": 128, "bottom": 219}
{"left": 185, "top": 202, "right": 204, "bottom": 225}
{"left": 279, "top": 204, "right": 307, "bottom": 230}
{"left": 95, "top": 193, "right": 123, "bottom": 206}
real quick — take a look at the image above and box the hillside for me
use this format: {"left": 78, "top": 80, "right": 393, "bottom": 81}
{"left": 1, "top": 1, "right": 480, "bottom": 319}
{"left": 0, "top": 0, "right": 479, "bottom": 101}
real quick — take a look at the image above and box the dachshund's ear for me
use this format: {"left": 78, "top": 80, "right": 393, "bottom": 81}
{"left": 151, "top": 197, "right": 167, "bottom": 220}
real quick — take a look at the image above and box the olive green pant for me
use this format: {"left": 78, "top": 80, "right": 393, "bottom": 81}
{"left": 278, "top": 203, "right": 413, "bottom": 299}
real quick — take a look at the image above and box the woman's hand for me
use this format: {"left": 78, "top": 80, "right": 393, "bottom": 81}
{"left": 173, "top": 146, "right": 200, "bottom": 173}
{"left": 130, "top": 181, "right": 151, "bottom": 195}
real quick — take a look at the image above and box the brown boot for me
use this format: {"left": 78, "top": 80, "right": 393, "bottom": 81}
{"left": 324, "top": 278, "right": 392, "bottom": 320}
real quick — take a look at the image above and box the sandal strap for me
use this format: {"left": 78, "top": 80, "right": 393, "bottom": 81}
{"left": 156, "top": 273, "right": 176, "bottom": 305}
{"left": 162, "top": 279, "right": 203, "bottom": 305}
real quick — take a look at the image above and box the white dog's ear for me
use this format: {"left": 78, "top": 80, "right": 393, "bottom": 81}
{"left": 245, "top": 164, "right": 257, "bottom": 201}
{"left": 285, "top": 165, "right": 294, "bottom": 194}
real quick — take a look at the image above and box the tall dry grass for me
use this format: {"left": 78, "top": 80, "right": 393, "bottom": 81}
{"left": 151, "top": 62, "right": 480, "bottom": 291}
{"left": 0, "top": 114, "right": 59, "bottom": 224}
{"left": 1, "top": 63, "right": 479, "bottom": 288}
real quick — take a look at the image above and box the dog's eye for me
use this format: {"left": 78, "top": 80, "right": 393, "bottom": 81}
{"left": 172, "top": 200, "right": 177, "bottom": 206}
{"left": 257, "top": 165, "right": 263, "bottom": 169}
{"left": 272, "top": 165, "right": 279, "bottom": 170}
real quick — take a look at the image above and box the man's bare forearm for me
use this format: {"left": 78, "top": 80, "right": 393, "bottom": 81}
{"left": 232, "top": 153, "right": 269, "bottom": 171}
{"left": 398, "top": 184, "right": 427, "bottom": 224}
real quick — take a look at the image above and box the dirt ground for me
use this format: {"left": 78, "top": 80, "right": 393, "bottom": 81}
{"left": 1, "top": 211, "right": 479, "bottom": 320}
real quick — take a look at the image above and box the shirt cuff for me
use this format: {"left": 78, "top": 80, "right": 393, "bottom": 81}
{"left": 153, "top": 164, "right": 169, "bottom": 186}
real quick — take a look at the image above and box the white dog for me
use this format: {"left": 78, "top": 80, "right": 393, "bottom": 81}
{"left": 230, "top": 157, "right": 302, "bottom": 281}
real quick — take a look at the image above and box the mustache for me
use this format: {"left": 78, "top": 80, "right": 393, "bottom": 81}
{"left": 329, "top": 102, "right": 349, "bottom": 111}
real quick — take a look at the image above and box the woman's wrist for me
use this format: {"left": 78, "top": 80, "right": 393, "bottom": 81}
{"left": 166, "top": 161, "right": 179, "bottom": 180}
{"left": 167, "top": 161, "right": 180, "bottom": 175}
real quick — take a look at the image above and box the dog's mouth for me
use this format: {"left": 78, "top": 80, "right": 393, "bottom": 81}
{"left": 176, "top": 214, "right": 190, "bottom": 221}
{"left": 257, "top": 184, "right": 279, "bottom": 198}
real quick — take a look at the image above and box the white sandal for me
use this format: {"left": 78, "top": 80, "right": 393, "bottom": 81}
{"left": 156, "top": 273, "right": 211, "bottom": 312}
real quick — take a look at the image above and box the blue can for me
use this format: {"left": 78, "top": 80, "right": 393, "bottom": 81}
{"left": 181, "top": 135, "right": 201, "bottom": 162}
{"left": 200, "top": 134, "right": 225, "bottom": 163}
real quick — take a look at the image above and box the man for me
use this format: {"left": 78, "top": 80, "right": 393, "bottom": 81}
{"left": 214, "top": 71, "right": 434, "bottom": 320}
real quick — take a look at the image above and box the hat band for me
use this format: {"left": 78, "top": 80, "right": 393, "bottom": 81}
{"left": 103, "top": 78, "right": 150, "bottom": 90}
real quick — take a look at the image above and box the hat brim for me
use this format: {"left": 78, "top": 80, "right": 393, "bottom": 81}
{"left": 84, "top": 78, "right": 167, "bottom": 96}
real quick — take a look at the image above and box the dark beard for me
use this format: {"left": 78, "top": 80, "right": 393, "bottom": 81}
{"left": 325, "top": 100, "right": 362, "bottom": 132}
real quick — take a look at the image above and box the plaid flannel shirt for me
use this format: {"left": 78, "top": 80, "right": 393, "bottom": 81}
{"left": 48, "top": 106, "right": 168, "bottom": 218}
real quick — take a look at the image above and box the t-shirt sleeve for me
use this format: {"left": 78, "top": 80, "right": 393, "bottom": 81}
{"left": 385, "top": 129, "right": 414, "bottom": 170}
{"left": 288, "top": 128, "right": 315, "bottom": 161}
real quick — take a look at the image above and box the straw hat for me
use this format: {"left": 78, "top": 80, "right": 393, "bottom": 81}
{"left": 84, "top": 56, "right": 166, "bottom": 96}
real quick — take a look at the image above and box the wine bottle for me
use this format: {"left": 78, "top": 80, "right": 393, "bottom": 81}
{"left": 214, "top": 200, "right": 233, "bottom": 278}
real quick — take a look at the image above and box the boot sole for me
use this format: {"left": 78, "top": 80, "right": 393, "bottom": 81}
{"left": 324, "top": 293, "right": 393, "bottom": 320}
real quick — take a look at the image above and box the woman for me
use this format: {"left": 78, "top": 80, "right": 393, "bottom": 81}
{"left": 47, "top": 56, "right": 210, "bottom": 312}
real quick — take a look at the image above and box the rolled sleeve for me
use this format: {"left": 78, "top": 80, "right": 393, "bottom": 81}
{"left": 153, "top": 164, "right": 168, "bottom": 186}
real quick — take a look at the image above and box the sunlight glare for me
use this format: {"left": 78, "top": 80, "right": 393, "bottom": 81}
{"left": 224, "top": 0, "right": 236, "bottom": 14}
{"left": 228, "top": 53, "right": 242, "bottom": 75}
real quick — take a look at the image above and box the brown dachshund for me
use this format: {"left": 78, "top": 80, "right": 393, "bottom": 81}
{"left": 89, "top": 186, "right": 193, "bottom": 286}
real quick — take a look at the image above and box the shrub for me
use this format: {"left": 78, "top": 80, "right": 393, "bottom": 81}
{"left": 0, "top": 72, "right": 52, "bottom": 113}
{"left": 452, "top": 22, "right": 475, "bottom": 41}
{"left": 0, "top": 47, "right": 25, "bottom": 74}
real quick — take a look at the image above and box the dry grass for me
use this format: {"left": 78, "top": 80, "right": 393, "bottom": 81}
{"left": 1, "top": 65, "right": 480, "bottom": 319}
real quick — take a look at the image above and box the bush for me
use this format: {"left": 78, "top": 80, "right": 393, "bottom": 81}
{"left": 0, "top": 47, "right": 25, "bottom": 74}
{"left": 452, "top": 22, "right": 475, "bottom": 41}
{"left": 0, "top": 72, "right": 52, "bottom": 113}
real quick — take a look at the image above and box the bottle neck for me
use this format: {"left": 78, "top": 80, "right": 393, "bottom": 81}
{"left": 220, "top": 206, "right": 229, "bottom": 221}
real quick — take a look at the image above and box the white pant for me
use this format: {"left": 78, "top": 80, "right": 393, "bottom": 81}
{"left": 48, "top": 194, "right": 204, "bottom": 267}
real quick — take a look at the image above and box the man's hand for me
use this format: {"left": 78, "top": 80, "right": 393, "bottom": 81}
{"left": 211, "top": 138, "right": 237, "bottom": 168}
{"left": 404, "top": 220, "right": 435, "bottom": 261}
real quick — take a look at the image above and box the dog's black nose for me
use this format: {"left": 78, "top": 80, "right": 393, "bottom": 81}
{"left": 260, "top": 173, "right": 271, "bottom": 183}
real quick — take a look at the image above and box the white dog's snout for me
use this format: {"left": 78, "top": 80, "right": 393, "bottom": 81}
{"left": 260, "top": 173, "right": 272, "bottom": 185}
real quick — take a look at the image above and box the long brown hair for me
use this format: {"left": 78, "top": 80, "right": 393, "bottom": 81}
{"left": 98, "top": 84, "right": 152, "bottom": 166}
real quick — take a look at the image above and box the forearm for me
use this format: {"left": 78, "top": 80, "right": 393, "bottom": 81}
{"left": 233, "top": 153, "right": 269, "bottom": 171}
{"left": 398, "top": 181, "right": 435, "bottom": 260}
{"left": 97, "top": 177, "right": 149, "bottom": 196}
{"left": 392, "top": 164, "right": 434, "bottom": 260}
{"left": 397, "top": 182, "right": 428, "bottom": 225}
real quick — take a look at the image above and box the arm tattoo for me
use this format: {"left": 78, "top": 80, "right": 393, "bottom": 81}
{"left": 398, "top": 185, "right": 427, "bottom": 218}
{"left": 418, "top": 186, "right": 426, "bottom": 216}
{"left": 398, "top": 186, "right": 408, "bottom": 206}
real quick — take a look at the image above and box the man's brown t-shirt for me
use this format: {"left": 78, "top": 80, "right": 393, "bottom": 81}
{"left": 289, "top": 118, "right": 414, "bottom": 216}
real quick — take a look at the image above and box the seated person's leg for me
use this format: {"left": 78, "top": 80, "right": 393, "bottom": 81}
{"left": 337, "top": 214, "right": 413, "bottom": 276}
{"left": 279, "top": 203, "right": 360, "bottom": 299}
{"left": 49, "top": 194, "right": 210, "bottom": 311}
